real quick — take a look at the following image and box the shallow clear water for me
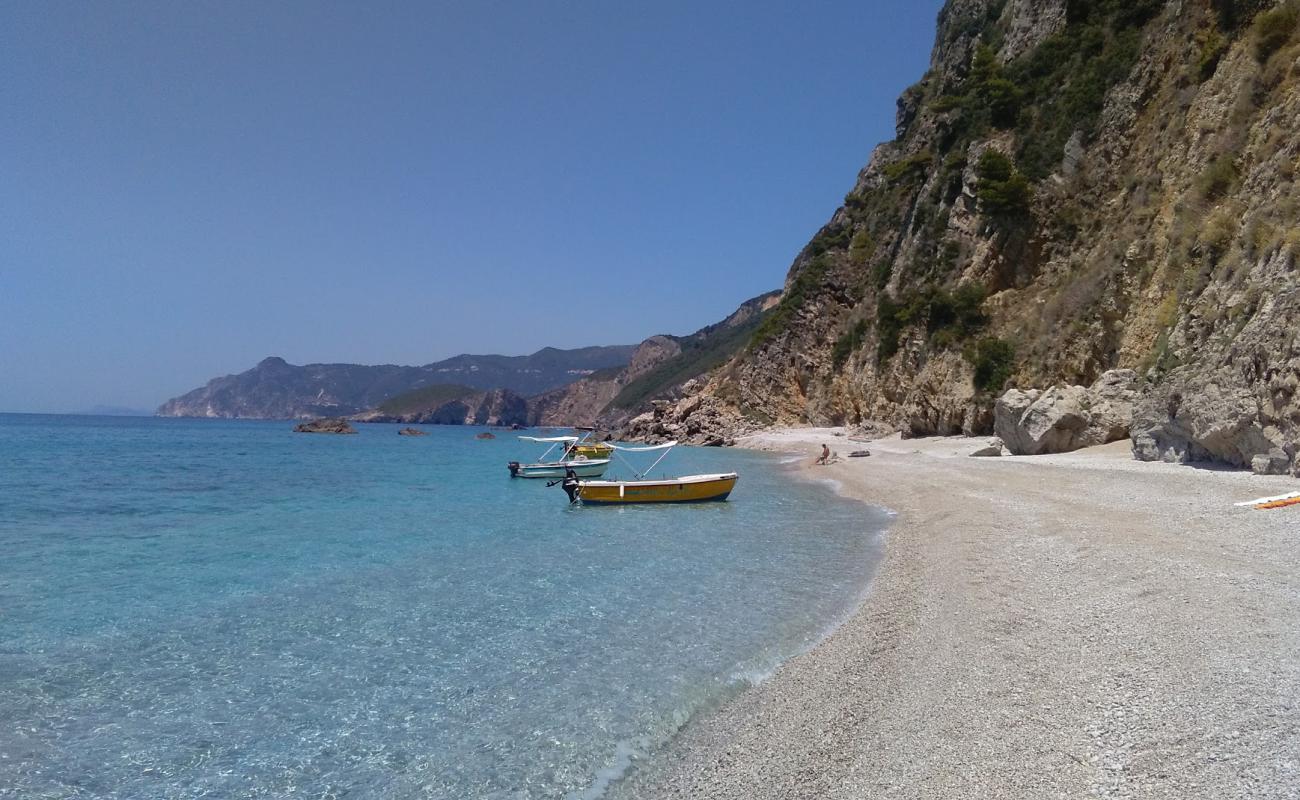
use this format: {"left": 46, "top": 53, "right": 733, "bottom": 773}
{"left": 0, "top": 414, "right": 887, "bottom": 799}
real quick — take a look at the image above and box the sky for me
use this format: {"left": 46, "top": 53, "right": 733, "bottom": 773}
{"left": 1, "top": 0, "right": 945, "bottom": 413}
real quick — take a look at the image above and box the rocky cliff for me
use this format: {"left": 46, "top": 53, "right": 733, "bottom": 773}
{"left": 670, "top": 0, "right": 1300, "bottom": 473}
{"left": 352, "top": 385, "right": 528, "bottom": 426}
{"left": 157, "top": 346, "right": 635, "bottom": 419}
{"left": 527, "top": 291, "right": 780, "bottom": 429}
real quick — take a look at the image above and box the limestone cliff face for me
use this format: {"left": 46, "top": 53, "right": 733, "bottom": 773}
{"left": 528, "top": 337, "right": 681, "bottom": 427}
{"left": 529, "top": 291, "right": 780, "bottom": 428}
{"left": 686, "top": 0, "right": 1300, "bottom": 471}
{"left": 353, "top": 387, "right": 528, "bottom": 426}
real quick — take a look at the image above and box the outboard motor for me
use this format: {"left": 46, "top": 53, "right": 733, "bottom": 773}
{"left": 507, "top": 461, "right": 520, "bottom": 478}
{"left": 561, "top": 467, "right": 580, "bottom": 504}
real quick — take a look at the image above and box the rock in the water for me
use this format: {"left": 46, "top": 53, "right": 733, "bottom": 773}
{"left": 969, "top": 439, "right": 1004, "bottom": 457}
{"left": 995, "top": 370, "right": 1137, "bottom": 456}
{"left": 398, "top": 427, "right": 427, "bottom": 436}
{"left": 293, "top": 417, "right": 357, "bottom": 434}
{"left": 475, "top": 432, "right": 496, "bottom": 440}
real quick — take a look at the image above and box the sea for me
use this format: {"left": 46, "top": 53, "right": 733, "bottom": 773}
{"left": 0, "top": 414, "right": 888, "bottom": 799}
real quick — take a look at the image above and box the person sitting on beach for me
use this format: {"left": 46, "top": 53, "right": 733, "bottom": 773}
{"left": 815, "top": 444, "right": 831, "bottom": 465}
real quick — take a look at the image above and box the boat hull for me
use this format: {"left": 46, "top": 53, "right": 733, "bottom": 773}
{"left": 576, "top": 473, "right": 738, "bottom": 504}
{"left": 509, "top": 459, "right": 610, "bottom": 479}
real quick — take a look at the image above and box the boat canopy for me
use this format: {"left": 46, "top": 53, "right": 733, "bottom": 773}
{"left": 609, "top": 441, "right": 678, "bottom": 452}
{"left": 519, "top": 436, "right": 579, "bottom": 443}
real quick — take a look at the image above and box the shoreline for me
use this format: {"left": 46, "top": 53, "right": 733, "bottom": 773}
{"left": 608, "top": 428, "right": 1300, "bottom": 799}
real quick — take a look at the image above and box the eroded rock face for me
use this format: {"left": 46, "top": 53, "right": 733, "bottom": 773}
{"left": 293, "top": 417, "right": 356, "bottom": 434}
{"left": 1131, "top": 376, "right": 1284, "bottom": 473}
{"left": 661, "top": 3, "right": 1300, "bottom": 481}
{"left": 995, "top": 370, "right": 1138, "bottom": 455}
{"left": 619, "top": 380, "right": 759, "bottom": 446}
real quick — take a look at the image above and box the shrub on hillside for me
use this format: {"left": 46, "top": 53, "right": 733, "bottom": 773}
{"left": 975, "top": 150, "right": 1032, "bottom": 220}
{"left": 969, "top": 337, "right": 1017, "bottom": 394}
{"left": 1198, "top": 154, "right": 1239, "bottom": 200}
{"left": 1253, "top": 1, "right": 1300, "bottom": 62}
{"left": 831, "top": 320, "right": 869, "bottom": 370}
{"left": 882, "top": 150, "right": 934, "bottom": 183}
{"left": 875, "top": 283, "right": 990, "bottom": 365}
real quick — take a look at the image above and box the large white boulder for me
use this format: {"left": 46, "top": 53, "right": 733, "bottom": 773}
{"left": 995, "top": 370, "right": 1138, "bottom": 456}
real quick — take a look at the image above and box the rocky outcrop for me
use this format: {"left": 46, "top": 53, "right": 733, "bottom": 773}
{"left": 398, "top": 427, "right": 427, "bottom": 436}
{"left": 293, "top": 417, "right": 356, "bottom": 434}
{"left": 528, "top": 336, "right": 682, "bottom": 428}
{"left": 995, "top": 370, "right": 1138, "bottom": 455}
{"left": 528, "top": 292, "right": 781, "bottom": 430}
{"left": 1130, "top": 371, "right": 1292, "bottom": 474}
{"left": 619, "top": 380, "right": 760, "bottom": 446}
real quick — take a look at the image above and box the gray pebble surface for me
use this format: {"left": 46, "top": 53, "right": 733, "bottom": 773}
{"left": 607, "top": 435, "right": 1300, "bottom": 800}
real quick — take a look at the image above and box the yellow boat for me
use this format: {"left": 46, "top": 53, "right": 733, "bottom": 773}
{"left": 569, "top": 441, "right": 614, "bottom": 459}
{"left": 555, "top": 440, "right": 739, "bottom": 505}
{"left": 573, "top": 473, "right": 738, "bottom": 505}
{"left": 564, "top": 427, "right": 614, "bottom": 459}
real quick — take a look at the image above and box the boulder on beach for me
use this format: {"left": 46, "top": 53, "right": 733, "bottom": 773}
{"left": 969, "top": 439, "right": 1004, "bottom": 457}
{"left": 994, "top": 370, "right": 1137, "bottom": 456}
{"left": 293, "top": 417, "right": 357, "bottom": 434}
{"left": 398, "top": 427, "right": 427, "bottom": 436}
{"left": 475, "top": 432, "right": 496, "bottom": 440}
{"left": 1130, "top": 378, "right": 1284, "bottom": 474}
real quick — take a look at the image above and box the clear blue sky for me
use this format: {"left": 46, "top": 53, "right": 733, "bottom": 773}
{"left": 1, "top": 0, "right": 944, "bottom": 412}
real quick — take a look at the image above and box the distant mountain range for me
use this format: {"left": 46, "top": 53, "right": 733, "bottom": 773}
{"left": 157, "top": 293, "right": 784, "bottom": 428}
{"left": 156, "top": 346, "right": 636, "bottom": 419}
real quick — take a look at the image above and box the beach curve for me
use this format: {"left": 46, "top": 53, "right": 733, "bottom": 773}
{"left": 608, "top": 428, "right": 1300, "bottom": 799}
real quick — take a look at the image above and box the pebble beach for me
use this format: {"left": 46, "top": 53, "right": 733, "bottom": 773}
{"left": 610, "top": 429, "right": 1300, "bottom": 799}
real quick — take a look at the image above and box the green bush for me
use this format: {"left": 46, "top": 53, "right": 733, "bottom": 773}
{"left": 831, "top": 320, "right": 869, "bottom": 370}
{"left": 870, "top": 260, "right": 893, "bottom": 291}
{"left": 1009, "top": 2, "right": 1157, "bottom": 178}
{"left": 975, "top": 150, "right": 1032, "bottom": 220}
{"left": 750, "top": 256, "right": 830, "bottom": 348}
{"left": 882, "top": 149, "right": 934, "bottom": 183}
{"left": 849, "top": 229, "right": 875, "bottom": 265}
{"left": 969, "top": 337, "right": 1016, "bottom": 393}
{"left": 1253, "top": 1, "right": 1299, "bottom": 62}
{"left": 1213, "top": 0, "right": 1273, "bottom": 30}
{"left": 875, "top": 283, "right": 989, "bottom": 365}
{"left": 808, "top": 224, "right": 851, "bottom": 257}
{"left": 1196, "top": 27, "right": 1228, "bottom": 81}
{"left": 1198, "top": 155, "right": 1239, "bottom": 200}
{"left": 927, "top": 283, "right": 988, "bottom": 344}
{"left": 969, "top": 45, "right": 1023, "bottom": 128}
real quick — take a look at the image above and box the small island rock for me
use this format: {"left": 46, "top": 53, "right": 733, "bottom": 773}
{"left": 398, "top": 427, "right": 428, "bottom": 436}
{"left": 475, "top": 432, "right": 496, "bottom": 440}
{"left": 294, "top": 417, "right": 357, "bottom": 434}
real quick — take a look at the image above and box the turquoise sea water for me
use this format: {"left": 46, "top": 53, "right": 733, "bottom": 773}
{"left": 0, "top": 414, "right": 887, "bottom": 799}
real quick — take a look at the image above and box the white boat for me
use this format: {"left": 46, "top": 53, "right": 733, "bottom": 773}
{"left": 508, "top": 435, "right": 611, "bottom": 479}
